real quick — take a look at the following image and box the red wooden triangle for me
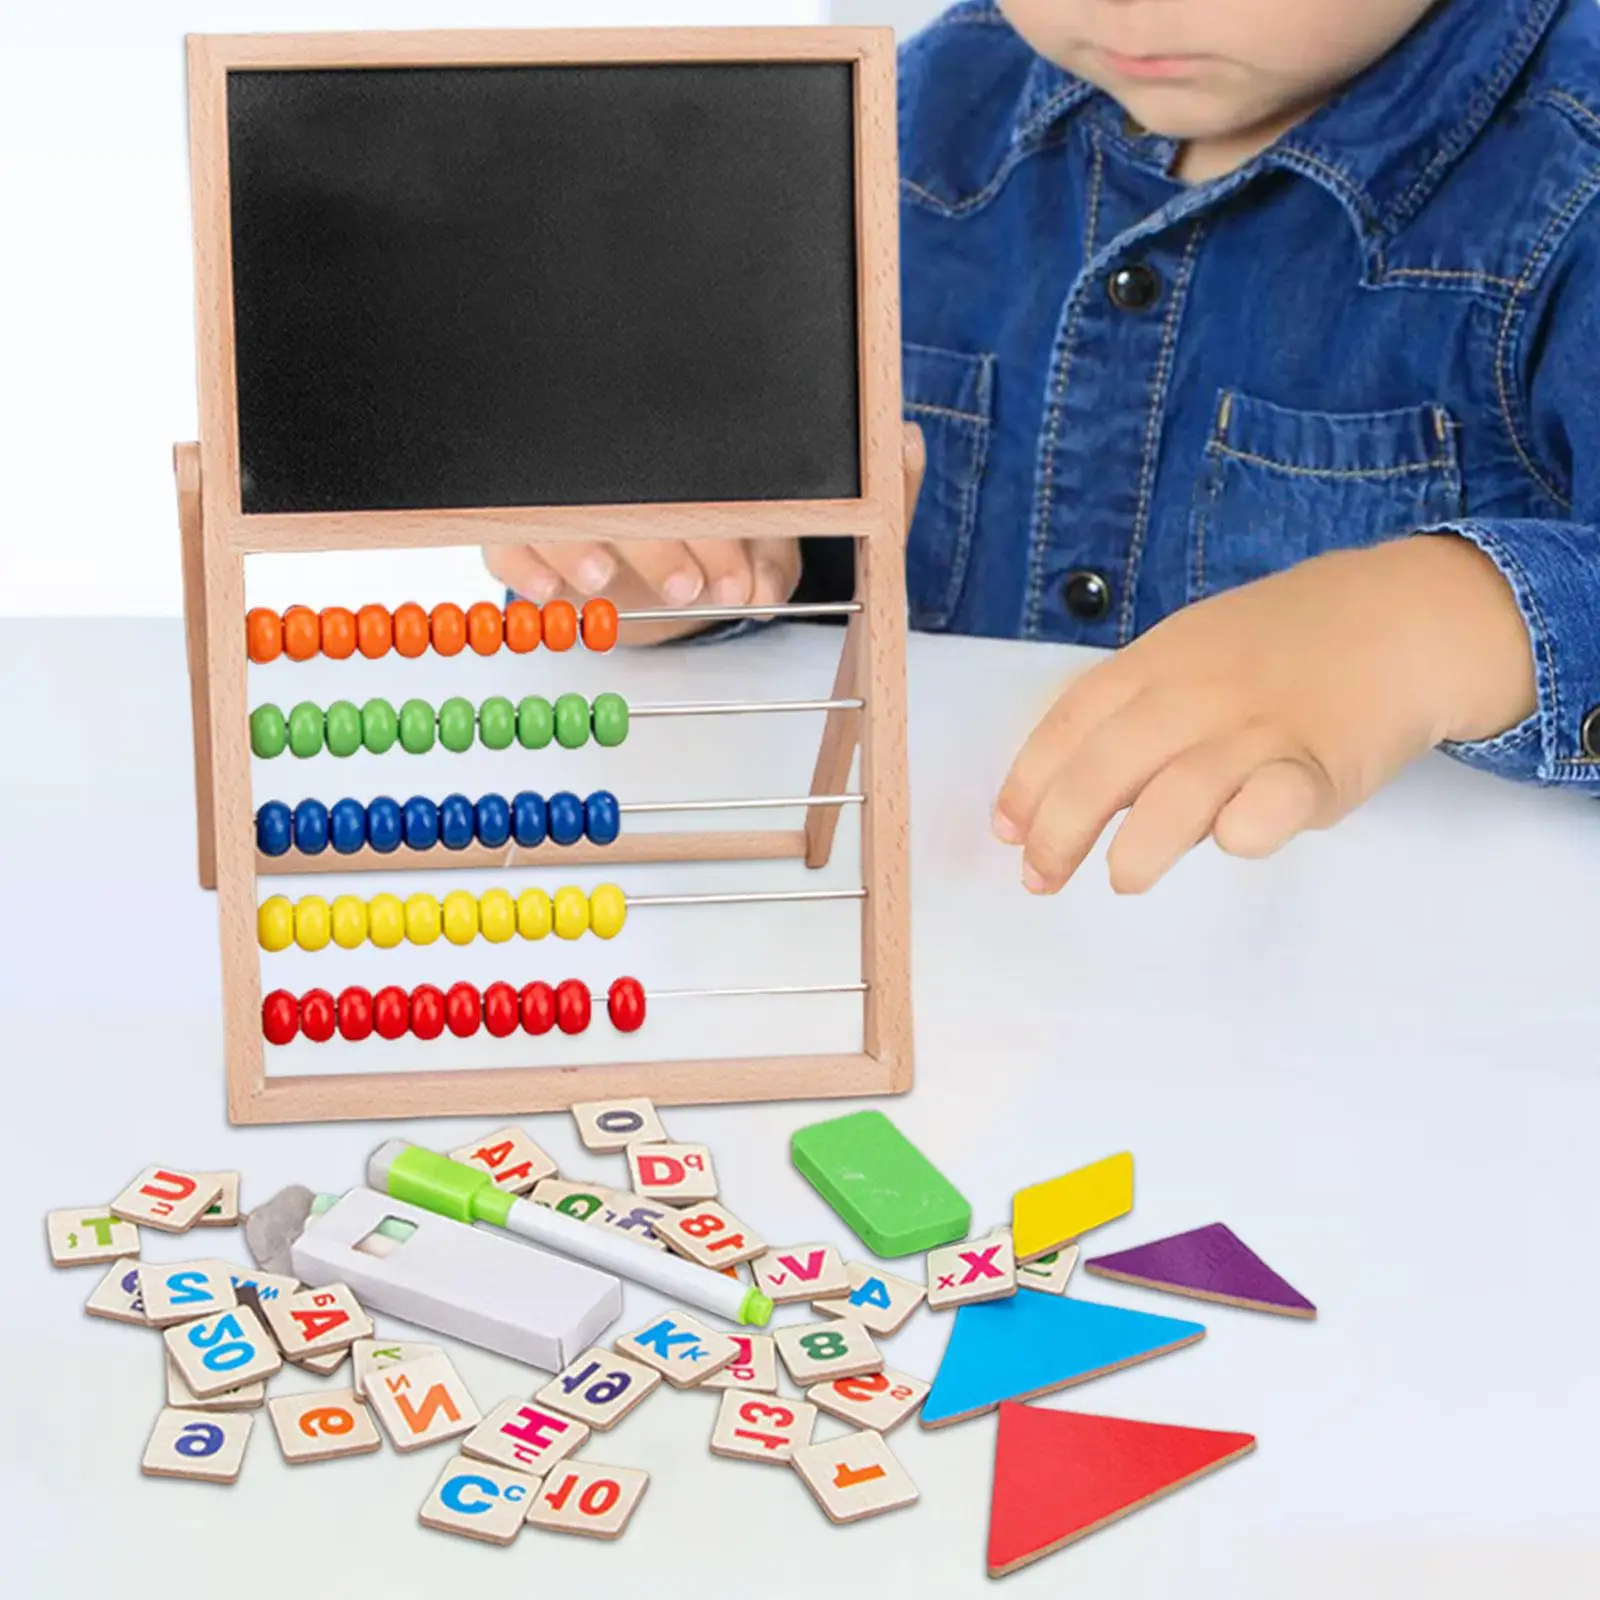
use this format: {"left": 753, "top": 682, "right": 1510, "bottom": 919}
{"left": 987, "top": 1403, "right": 1256, "bottom": 1577}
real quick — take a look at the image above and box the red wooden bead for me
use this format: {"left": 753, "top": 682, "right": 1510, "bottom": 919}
{"left": 607, "top": 976, "right": 646, "bottom": 1033}
{"left": 519, "top": 981, "right": 556, "bottom": 1035}
{"left": 374, "top": 985, "right": 410, "bottom": 1040}
{"left": 483, "top": 981, "right": 519, "bottom": 1038}
{"left": 262, "top": 989, "right": 299, "bottom": 1045}
{"left": 410, "top": 984, "right": 445, "bottom": 1041}
{"left": 446, "top": 981, "right": 482, "bottom": 1038}
{"left": 555, "top": 978, "right": 592, "bottom": 1035}
{"left": 336, "top": 985, "right": 374, "bottom": 1041}
{"left": 300, "top": 989, "right": 337, "bottom": 1043}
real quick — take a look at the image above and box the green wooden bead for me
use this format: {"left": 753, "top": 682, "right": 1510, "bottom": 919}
{"left": 479, "top": 696, "right": 516, "bottom": 750}
{"left": 250, "top": 703, "right": 287, "bottom": 760}
{"left": 287, "top": 701, "right": 326, "bottom": 759}
{"left": 399, "top": 698, "right": 437, "bottom": 754}
{"left": 361, "top": 697, "right": 398, "bottom": 754}
{"left": 325, "top": 700, "right": 362, "bottom": 758}
{"left": 439, "top": 696, "right": 477, "bottom": 753}
{"left": 554, "top": 693, "right": 590, "bottom": 750}
{"left": 591, "top": 692, "right": 630, "bottom": 748}
{"left": 517, "top": 696, "right": 555, "bottom": 749}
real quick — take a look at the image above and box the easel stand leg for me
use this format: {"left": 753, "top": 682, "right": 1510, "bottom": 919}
{"left": 175, "top": 441, "right": 217, "bottom": 890}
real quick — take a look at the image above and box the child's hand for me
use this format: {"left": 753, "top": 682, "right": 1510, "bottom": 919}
{"left": 484, "top": 537, "right": 801, "bottom": 644}
{"left": 993, "top": 536, "right": 1538, "bottom": 895}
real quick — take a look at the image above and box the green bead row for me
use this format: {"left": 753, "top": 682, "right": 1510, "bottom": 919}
{"left": 249, "top": 692, "right": 630, "bottom": 760}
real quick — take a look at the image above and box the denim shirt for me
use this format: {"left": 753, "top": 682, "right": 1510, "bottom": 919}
{"left": 799, "top": 0, "right": 1600, "bottom": 790}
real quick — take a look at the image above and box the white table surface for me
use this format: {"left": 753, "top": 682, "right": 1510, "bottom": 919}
{"left": 3, "top": 617, "right": 1598, "bottom": 1599}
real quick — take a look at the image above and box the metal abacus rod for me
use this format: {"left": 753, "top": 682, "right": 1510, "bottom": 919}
{"left": 649, "top": 980, "right": 868, "bottom": 999}
{"left": 628, "top": 886, "right": 866, "bottom": 909}
{"left": 630, "top": 696, "right": 862, "bottom": 718}
{"left": 618, "top": 600, "right": 862, "bottom": 624}
{"left": 619, "top": 793, "right": 862, "bottom": 815}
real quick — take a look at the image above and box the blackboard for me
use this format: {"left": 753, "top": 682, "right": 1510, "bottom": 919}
{"left": 225, "top": 63, "right": 861, "bottom": 515}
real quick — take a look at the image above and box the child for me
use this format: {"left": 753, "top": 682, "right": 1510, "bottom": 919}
{"left": 487, "top": 0, "right": 1600, "bottom": 895}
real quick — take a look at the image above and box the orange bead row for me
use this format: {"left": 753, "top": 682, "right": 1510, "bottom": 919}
{"left": 245, "top": 598, "right": 619, "bottom": 664}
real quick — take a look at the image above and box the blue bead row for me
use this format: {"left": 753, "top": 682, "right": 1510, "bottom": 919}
{"left": 255, "top": 790, "right": 622, "bottom": 857}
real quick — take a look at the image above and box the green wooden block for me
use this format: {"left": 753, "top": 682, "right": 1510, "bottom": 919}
{"left": 790, "top": 1110, "right": 971, "bottom": 1258}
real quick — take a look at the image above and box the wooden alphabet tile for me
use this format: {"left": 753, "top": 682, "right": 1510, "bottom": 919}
{"left": 141, "top": 1407, "right": 253, "bottom": 1483}
{"left": 807, "top": 1368, "right": 929, "bottom": 1433}
{"left": 710, "top": 1390, "right": 817, "bottom": 1465}
{"left": 291, "top": 1344, "right": 351, "bottom": 1377}
{"left": 651, "top": 1200, "right": 764, "bottom": 1268}
{"left": 626, "top": 1142, "right": 717, "bottom": 1203}
{"left": 366, "top": 1354, "right": 481, "bottom": 1452}
{"left": 354, "top": 1339, "right": 443, "bottom": 1398}
{"left": 752, "top": 1243, "right": 849, "bottom": 1304}
{"left": 927, "top": 1231, "right": 1017, "bottom": 1311}
{"left": 587, "top": 1191, "right": 671, "bottom": 1251}
{"left": 85, "top": 1259, "right": 149, "bottom": 1325}
{"left": 572, "top": 1098, "right": 667, "bottom": 1153}
{"left": 791, "top": 1429, "right": 918, "bottom": 1524}
{"left": 526, "top": 1461, "right": 649, "bottom": 1540}
{"left": 463, "top": 1398, "right": 590, "bottom": 1475}
{"left": 268, "top": 1387, "right": 382, "bottom": 1463}
{"left": 813, "top": 1261, "right": 927, "bottom": 1335}
{"left": 534, "top": 1347, "right": 661, "bottom": 1430}
{"left": 530, "top": 1178, "right": 618, "bottom": 1221}
{"left": 111, "top": 1167, "right": 225, "bottom": 1233}
{"left": 703, "top": 1333, "right": 778, "bottom": 1393}
{"left": 447, "top": 1126, "right": 558, "bottom": 1195}
{"left": 47, "top": 1208, "right": 139, "bottom": 1268}
{"left": 140, "top": 1260, "right": 239, "bottom": 1328}
{"left": 420, "top": 1455, "right": 540, "bottom": 1545}
{"left": 616, "top": 1311, "right": 738, "bottom": 1389}
{"left": 166, "top": 1354, "right": 266, "bottom": 1412}
{"left": 195, "top": 1172, "right": 242, "bottom": 1228}
{"left": 1017, "top": 1244, "right": 1080, "bottom": 1296}
{"left": 262, "top": 1282, "right": 372, "bottom": 1358}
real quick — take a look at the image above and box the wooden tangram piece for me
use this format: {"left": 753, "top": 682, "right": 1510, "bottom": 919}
{"left": 920, "top": 1293, "right": 1204, "bottom": 1429}
{"left": 1011, "top": 1153, "right": 1133, "bottom": 1262}
{"left": 987, "top": 1403, "right": 1255, "bottom": 1576}
{"left": 1084, "top": 1223, "right": 1316, "bottom": 1318}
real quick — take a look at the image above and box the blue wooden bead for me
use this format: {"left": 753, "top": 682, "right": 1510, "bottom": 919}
{"left": 440, "top": 793, "right": 476, "bottom": 850}
{"left": 403, "top": 796, "right": 439, "bottom": 851}
{"left": 585, "top": 790, "right": 621, "bottom": 846}
{"left": 256, "top": 801, "right": 293, "bottom": 857}
{"left": 476, "top": 793, "right": 511, "bottom": 849}
{"left": 331, "top": 798, "right": 367, "bottom": 854}
{"left": 548, "top": 791, "right": 585, "bottom": 847}
{"left": 366, "top": 796, "right": 403, "bottom": 854}
{"left": 513, "top": 792, "right": 547, "bottom": 848}
{"left": 292, "top": 799, "right": 329, "bottom": 855}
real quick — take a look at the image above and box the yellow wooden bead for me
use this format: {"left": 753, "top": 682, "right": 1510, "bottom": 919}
{"left": 479, "top": 888, "right": 516, "bottom": 944}
{"left": 517, "top": 888, "right": 552, "bottom": 941}
{"left": 368, "top": 893, "right": 405, "bottom": 949}
{"left": 294, "top": 895, "right": 331, "bottom": 952}
{"left": 589, "top": 883, "right": 627, "bottom": 940}
{"left": 405, "top": 893, "right": 442, "bottom": 945}
{"left": 258, "top": 895, "right": 295, "bottom": 952}
{"left": 443, "top": 890, "right": 480, "bottom": 946}
{"left": 553, "top": 885, "right": 590, "bottom": 941}
{"left": 331, "top": 894, "right": 368, "bottom": 950}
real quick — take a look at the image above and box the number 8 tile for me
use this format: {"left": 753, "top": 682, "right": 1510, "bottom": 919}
{"left": 774, "top": 1320, "right": 884, "bottom": 1386}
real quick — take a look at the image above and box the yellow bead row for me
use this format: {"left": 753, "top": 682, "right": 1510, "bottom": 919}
{"left": 257, "top": 884, "right": 627, "bottom": 952}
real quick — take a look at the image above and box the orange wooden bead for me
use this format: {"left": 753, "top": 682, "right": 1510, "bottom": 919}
{"left": 319, "top": 606, "right": 357, "bottom": 659}
{"left": 356, "top": 604, "right": 393, "bottom": 658}
{"left": 581, "top": 598, "right": 619, "bottom": 653}
{"left": 246, "top": 607, "right": 283, "bottom": 664}
{"left": 504, "top": 599, "right": 541, "bottom": 653}
{"left": 392, "top": 602, "right": 430, "bottom": 658}
{"left": 430, "top": 602, "right": 467, "bottom": 656}
{"left": 467, "top": 600, "right": 505, "bottom": 656}
{"left": 542, "top": 598, "right": 578, "bottom": 652}
{"left": 282, "top": 605, "right": 320, "bottom": 661}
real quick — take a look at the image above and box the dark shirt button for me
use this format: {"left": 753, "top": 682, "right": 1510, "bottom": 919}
{"left": 1062, "top": 570, "right": 1111, "bottom": 621}
{"left": 1108, "top": 264, "right": 1162, "bottom": 312}
{"left": 1583, "top": 705, "right": 1600, "bottom": 758}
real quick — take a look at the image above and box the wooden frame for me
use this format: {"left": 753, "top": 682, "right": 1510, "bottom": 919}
{"left": 178, "top": 27, "right": 917, "bottom": 1125}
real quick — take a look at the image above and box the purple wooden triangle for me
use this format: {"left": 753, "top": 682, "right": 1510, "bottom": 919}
{"left": 1084, "top": 1223, "right": 1315, "bottom": 1317}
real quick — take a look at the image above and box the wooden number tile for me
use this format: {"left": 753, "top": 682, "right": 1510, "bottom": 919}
{"left": 530, "top": 1178, "right": 617, "bottom": 1221}
{"left": 268, "top": 1387, "right": 382, "bottom": 1464}
{"left": 1018, "top": 1244, "right": 1080, "bottom": 1296}
{"left": 464, "top": 1399, "right": 590, "bottom": 1475}
{"left": 228, "top": 1269, "right": 300, "bottom": 1318}
{"left": 291, "top": 1345, "right": 351, "bottom": 1377}
{"left": 527, "top": 1461, "right": 649, "bottom": 1540}
{"left": 110, "top": 1167, "right": 225, "bottom": 1233}
{"left": 626, "top": 1142, "right": 717, "bottom": 1203}
{"left": 166, "top": 1354, "right": 266, "bottom": 1412}
{"left": 616, "top": 1311, "right": 739, "bottom": 1389}
{"left": 651, "top": 1201, "right": 764, "bottom": 1268}
{"left": 421, "top": 1455, "right": 540, "bottom": 1545}
{"left": 534, "top": 1347, "right": 661, "bottom": 1430}
{"left": 572, "top": 1097, "right": 666, "bottom": 1153}
{"left": 775, "top": 1320, "right": 884, "bottom": 1387}
{"left": 195, "top": 1172, "right": 242, "bottom": 1228}
{"left": 141, "top": 1407, "right": 253, "bottom": 1484}
{"left": 814, "top": 1262, "right": 927, "bottom": 1335}
{"left": 752, "top": 1243, "right": 849, "bottom": 1304}
{"left": 710, "top": 1390, "right": 817, "bottom": 1465}
{"left": 140, "top": 1260, "right": 239, "bottom": 1328}
{"left": 791, "top": 1429, "right": 919, "bottom": 1524}
{"left": 808, "top": 1368, "right": 929, "bottom": 1433}
{"left": 262, "top": 1282, "right": 372, "bottom": 1358}
{"left": 164, "top": 1305, "right": 282, "bottom": 1398}
{"left": 927, "top": 1231, "right": 1017, "bottom": 1311}
{"left": 47, "top": 1208, "right": 139, "bottom": 1268}
{"left": 367, "top": 1354, "right": 482, "bottom": 1452}
{"left": 587, "top": 1192, "right": 671, "bottom": 1251}
{"left": 85, "top": 1260, "right": 149, "bottom": 1325}
{"left": 704, "top": 1333, "right": 778, "bottom": 1393}
{"left": 448, "top": 1126, "right": 558, "bottom": 1195}
{"left": 354, "top": 1339, "right": 443, "bottom": 1398}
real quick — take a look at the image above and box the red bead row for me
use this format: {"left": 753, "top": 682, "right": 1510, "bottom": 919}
{"left": 262, "top": 976, "right": 646, "bottom": 1044}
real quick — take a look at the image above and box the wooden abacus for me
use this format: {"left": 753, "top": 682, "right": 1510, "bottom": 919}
{"left": 175, "top": 27, "right": 919, "bottom": 1125}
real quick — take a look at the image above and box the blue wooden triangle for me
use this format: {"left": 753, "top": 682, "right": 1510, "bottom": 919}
{"left": 921, "top": 1293, "right": 1207, "bottom": 1429}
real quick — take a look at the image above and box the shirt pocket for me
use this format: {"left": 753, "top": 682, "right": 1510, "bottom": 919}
{"left": 903, "top": 341, "right": 995, "bottom": 630}
{"left": 1188, "top": 389, "right": 1464, "bottom": 603}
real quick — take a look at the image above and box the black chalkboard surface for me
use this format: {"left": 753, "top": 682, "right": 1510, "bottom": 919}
{"left": 226, "top": 63, "right": 861, "bottom": 515}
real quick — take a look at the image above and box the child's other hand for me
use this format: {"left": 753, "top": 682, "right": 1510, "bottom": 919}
{"left": 992, "top": 536, "right": 1537, "bottom": 895}
{"left": 483, "top": 537, "right": 800, "bottom": 644}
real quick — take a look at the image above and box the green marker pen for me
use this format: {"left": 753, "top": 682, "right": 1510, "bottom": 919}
{"left": 366, "top": 1141, "right": 773, "bottom": 1328}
